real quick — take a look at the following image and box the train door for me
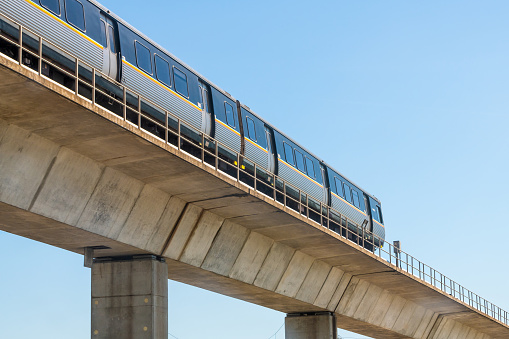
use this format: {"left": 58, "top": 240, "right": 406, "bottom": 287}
{"left": 265, "top": 126, "right": 276, "bottom": 173}
{"left": 198, "top": 81, "right": 212, "bottom": 135}
{"left": 364, "top": 194, "right": 373, "bottom": 232}
{"left": 100, "top": 15, "right": 118, "bottom": 80}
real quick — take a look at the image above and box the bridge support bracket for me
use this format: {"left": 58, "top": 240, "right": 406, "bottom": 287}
{"left": 91, "top": 255, "right": 168, "bottom": 339}
{"left": 285, "top": 311, "right": 337, "bottom": 339}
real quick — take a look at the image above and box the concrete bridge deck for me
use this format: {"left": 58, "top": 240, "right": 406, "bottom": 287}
{"left": 0, "top": 47, "right": 508, "bottom": 338}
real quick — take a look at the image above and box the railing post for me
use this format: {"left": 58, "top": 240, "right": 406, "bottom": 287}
{"left": 215, "top": 143, "right": 218, "bottom": 170}
{"left": 38, "top": 36, "right": 42, "bottom": 75}
{"left": 283, "top": 184, "right": 287, "bottom": 207}
{"left": 201, "top": 133, "right": 205, "bottom": 163}
{"left": 123, "top": 87, "right": 127, "bottom": 121}
{"left": 273, "top": 175, "right": 276, "bottom": 201}
{"left": 75, "top": 57, "right": 79, "bottom": 96}
{"left": 236, "top": 154, "right": 240, "bottom": 182}
{"left": 298, "top": 189, "right": 302, "bottom": 214}
{"left": 326, "top": 206, "right": 329, "bottom": 229}
{"left": 165, "top": 111, "right": 168, "bottom": 144}
{"left": 18, "top": 25, "right": 23, "bottom": 65}
{"left": 137, "top": 96, "right": 141, "bottom": 129}
{"left": 177, "top": 120, "right": 181, "bottom": 151}
{"left": 253, "top": 163, "right": 257, "bottom": 191}
{"left": 92, "top": 68, "right": 96, "bottom": 105}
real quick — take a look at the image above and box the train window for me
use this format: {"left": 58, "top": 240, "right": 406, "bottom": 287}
{"left": 343, "top": 183, "right": 353, "bottom": 203}
{"left": 154, "top": 55, "right": 171, "bottom": 87}
{"left": 334, "top": 177, "right": 343, "bottom": 198}
{"left": 135, "top": 41, "right": 152, "bottom": 74}
{"left": 246, "top": 117, "right": 257, "bottom": 141}
{"left": 377, "top": 206, "right": 383, "bottom": 223}
{"left": 40, "top": 0, "right": 60, "bottom": 15}
{"left": 108, "top": 26, "right": 116, "bottom": 53}
{"left": 352, "top": 191, "right": 360, "bottom": 208}
{"left": 305, "top": 157, "right": 315, "bottom": 179}
{"left": 99, "top": 21, "right": 107, "bottom": 48}
{"left": 65, "top": 0, "right": 85, "bottom": 31}
{"left": 173, "top": 67, "right": 189, "bottom": 97}
{"left": 224, "top": 102, "right": 235, "bottom": 127}
{"left": 372, "top": 206, "right": 379, "bottom": 222}
{"left": 295, "top": 150, "right": 305, "bottom": 173}
{"left": 283, "top": 142, "right": 295, "bottom": 166}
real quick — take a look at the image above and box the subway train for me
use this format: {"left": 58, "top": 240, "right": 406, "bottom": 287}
{"left": 0, "top": 0, "right": 385, "bottom": 248}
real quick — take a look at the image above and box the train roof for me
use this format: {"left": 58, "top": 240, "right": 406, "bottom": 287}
{"left": 88, "top": 0, "right": 381, "bottom": 206}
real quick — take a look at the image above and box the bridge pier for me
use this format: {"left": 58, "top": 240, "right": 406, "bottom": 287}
{"left": 285, "top": 312, "right": 337, "bottom": 339}
{"left": 91, "top": 255, "right": 168, "bottom": 339}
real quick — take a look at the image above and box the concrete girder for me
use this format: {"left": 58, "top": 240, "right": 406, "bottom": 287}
{"left": 0, "top": 53, "right": 508, "bottom": 339}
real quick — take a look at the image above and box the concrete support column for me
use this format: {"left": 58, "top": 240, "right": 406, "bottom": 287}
{"left": 285, "top": 312, "right": 337, "bottom": 339}
{"left": 91, "top": 255, "right": 168, "bottom": 339}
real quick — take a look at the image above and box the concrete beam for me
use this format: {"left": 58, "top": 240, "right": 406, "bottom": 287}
{"left": 0, "top": 53, "right": 508, "bottom": 339}
{"left": 91, "top": 255, "right": 168, "bottom": 339}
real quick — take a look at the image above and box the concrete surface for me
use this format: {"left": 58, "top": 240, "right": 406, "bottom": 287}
{"left": 285, "top": 312, "right": 337, "bottom": 339}
{"left": 0, "top": 53, "right": 507, "bottom": 339}
{"left": 91, "top": 256, "right": 168, "bottom": 339}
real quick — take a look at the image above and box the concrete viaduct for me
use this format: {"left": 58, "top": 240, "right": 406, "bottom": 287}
{"left": 0, "top": 44, "right": 508, "bottom": 338}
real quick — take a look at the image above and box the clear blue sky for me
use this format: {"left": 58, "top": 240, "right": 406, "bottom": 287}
{"left": 1, "top": 1, "right": 509, "bottom": 338}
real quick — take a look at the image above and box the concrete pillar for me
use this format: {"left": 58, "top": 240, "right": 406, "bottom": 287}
{"left": 91, "top": 255, "right": 168, "bottom": 339}
{"left": 285, "top": 312, "right": 337, "bottom": 339}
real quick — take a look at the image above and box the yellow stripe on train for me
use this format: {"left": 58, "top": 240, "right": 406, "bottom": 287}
{"left": 25, "top": 0, "right": 104, "bottom": 49}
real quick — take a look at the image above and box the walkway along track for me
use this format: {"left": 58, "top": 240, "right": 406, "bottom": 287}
{"left": 0, "top": 13, "right": 508, "bottom": 338}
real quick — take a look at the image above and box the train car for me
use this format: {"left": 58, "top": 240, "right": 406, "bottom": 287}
{"left": 325, "top": 165, "right": 385, "bottom": 247}
{"left": 0, "top": 0, "right": 386, "bottom": 249}
{"left": 272, "top": 130, "right": 327, "bottom": 212}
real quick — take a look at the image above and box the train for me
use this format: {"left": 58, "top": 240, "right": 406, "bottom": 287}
{"left": 0, "top": 0, "right": 385, "bottom": 249}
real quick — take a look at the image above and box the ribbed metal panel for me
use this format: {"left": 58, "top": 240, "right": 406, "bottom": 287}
{"left": 330, "top": 195, "right": 367, "bottom": 227}
{"left": 244, "top": 140, "right": 269, "bottom": 171}
{"left": 122, "top": 63, "right": 203, "bottom": 132}
{"left": 278, "top": 161, "right": 326, "bottom": 204}
{"left": 215, "top": 121, "right": 241, "bottom": 154}
{"left": 372, "top": 222, "right": 385, "bottom": 241}
{"left": 1, "top": 0, "right": 103, "bottom": 69}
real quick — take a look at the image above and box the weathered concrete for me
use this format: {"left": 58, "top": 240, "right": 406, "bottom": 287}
{"left": 91, "top": 256, "right": 168, "bottom": 339}
{"left": 0, "top": 53, "right": 508, "bottom": 339}
{"left": 285, "top": 312, "right": 337, "bottom": 339}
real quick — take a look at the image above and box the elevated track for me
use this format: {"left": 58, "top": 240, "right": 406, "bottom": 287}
{"left": 0, "top": 16, "right": 508, "bottom": 338}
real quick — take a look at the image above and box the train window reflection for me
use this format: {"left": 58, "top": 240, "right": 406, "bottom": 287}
{"left": 343, "top": 183, "right": 353, "bottom": 203}
{"left": 40, "top": 0, "right": 61, "bottom": 15}
{"left": 246, "top": 117, "right": 256, "bottom": 141}
{"left": 352, "top": 191, "right": 360, "bottom": 208}
{"left": 283, "top": 142, "right": 295, "bottom": 166}
{"left": 377, "top": 206, "right": 383, "bottom": 223}
{"left": 135, "top": 41, "right": 152, "bottom": 74}
{"left": 65, "top": 0, "right": 85, "bottom": 31}
{"left": 173, "top": 67, "right": 189, "bottom": 97}
{"left": 99, "top": 21, "right": 107, "bottom": 47}
{"left": 295, "top": 150, "right": 305, "bottom": 173}
{"left": 224, "top": 102, "right": 235, "bottom": 127}
{"left": 108, "top": 25, "right": 116, "bottom": 52}
{"left": 155, "top": 55, "right": 171, "bottom": 87}
{"left": 305, "top": 157, "right": 315, "bottom": 178}
{"left": 334, "top": 177, "right": 343, "bottom": 197}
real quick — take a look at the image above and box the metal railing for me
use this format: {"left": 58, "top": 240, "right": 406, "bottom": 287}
{"left": 0, "top": 11, "right": 507, "bottom": 326}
